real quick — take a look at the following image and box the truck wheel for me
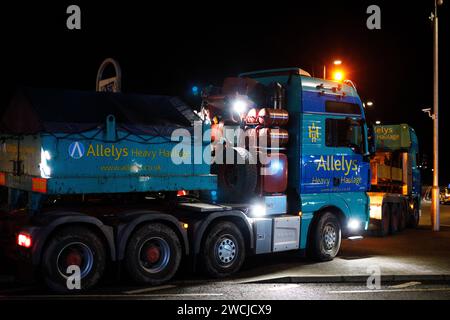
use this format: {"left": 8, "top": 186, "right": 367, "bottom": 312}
{"left": 308, "top": 212, "right": 341, "bottom": 262}
{"left": 216, "top": 147, "right": 257, "bottom": 203}
{"left": 41, "top": 227, "right": 106, "bottom": 292}
{"left": 390, "top": 203, "right": 399, "bottom": 234}
{"left": 125, "top": 223, "right": 181, "bottom": 285}
{"left": 201, "top": 221, "right": 245, "bottom": 278}
{"left": 377, "top": 204, "right": 390, "bottom": 237}
{"left": 408, "top": 200, "right": 420, "bottom": 228}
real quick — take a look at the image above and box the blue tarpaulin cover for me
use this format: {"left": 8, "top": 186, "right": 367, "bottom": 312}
{"left": 0, "top": 87, "right": 199, "bottom": 135}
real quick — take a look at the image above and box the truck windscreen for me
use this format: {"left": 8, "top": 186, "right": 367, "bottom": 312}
{"left": 325, "top": 101, "right": 361, "bottom": 115}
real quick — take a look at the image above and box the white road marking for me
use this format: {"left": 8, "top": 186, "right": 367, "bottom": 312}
{"left": 268, "top": 284, "right": 300, "bottom": 291}
{"left": 329, "top": 287, "right": 450, "bottom": 294}
{"left": 388, "top": 281, "right": 421, "bottom": 289}
{"left": 0, "top": 293, "right": 224, "bottom": 299}
{"left": 124, "top": 285, "right": 176, "bottom": 294}
{"left": 144, "top": 293, "right": 223, "bottom": 297}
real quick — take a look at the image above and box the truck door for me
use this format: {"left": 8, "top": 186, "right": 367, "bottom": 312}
{"left": 323, "top": 116, "right": 370, "bottom": 192}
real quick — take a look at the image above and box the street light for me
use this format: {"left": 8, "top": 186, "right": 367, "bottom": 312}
{"left": 430, "top": 0, "right": 443, "bottom": 231}
{"left": 323, "top": 59, "right": 344, "bottom": 79}
{"left": 332, "top": 71, "right": 344, "bottom": 82}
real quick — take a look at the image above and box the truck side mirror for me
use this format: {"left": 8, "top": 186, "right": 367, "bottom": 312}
{"left": 367, "top": 126, "right": 376, "bottom": 155}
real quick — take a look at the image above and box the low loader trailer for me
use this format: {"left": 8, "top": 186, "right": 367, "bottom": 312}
{"left": 367, "top": 124, "right": 421, "bottom": 236}
{"left": 0, "top": 67, "right": 371, "bottom": 292}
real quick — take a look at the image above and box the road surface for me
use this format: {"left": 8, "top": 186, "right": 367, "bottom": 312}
{"left": 420, "top": 201, "right": 450, "bottom": 227}
{"left": 1, "top": 281, "right": 450, "bottom": 300}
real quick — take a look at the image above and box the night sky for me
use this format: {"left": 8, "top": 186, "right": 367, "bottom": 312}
{"left": 1, "top": 0, "right": 449, "bottom": 184}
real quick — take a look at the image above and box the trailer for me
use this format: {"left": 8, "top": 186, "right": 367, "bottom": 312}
{"left": 0, "top": 67, "right": 371, "bottom": 292}
{"left": 367, "top": 124, "right": 421, "bottom": 236}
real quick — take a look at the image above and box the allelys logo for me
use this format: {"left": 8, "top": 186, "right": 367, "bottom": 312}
{"left": 375, "top": 126, "right": 393, "bottom": 135}
{"left": 68, "top": 142, "right": 85, "bottom": 159}
{"left": 316, "top": 155, "right": 358, "bottom": 176}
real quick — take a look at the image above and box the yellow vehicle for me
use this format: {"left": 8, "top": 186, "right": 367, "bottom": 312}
{"left": 368, "top": 124, "right": 421, "bottom": 236}
{"left": 441, "top": 187, "right": 450, "bottom": 204}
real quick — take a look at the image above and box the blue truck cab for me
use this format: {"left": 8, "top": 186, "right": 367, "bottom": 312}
{"left": 238, "top": 68, "right": 371, "bottom": 249}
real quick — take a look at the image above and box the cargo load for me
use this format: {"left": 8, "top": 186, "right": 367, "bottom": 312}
{"left": 368, "top": 123, "right": 421, "bottom": 236}
{"left": 0, "top": 87, "right": 216, "bottom": 194}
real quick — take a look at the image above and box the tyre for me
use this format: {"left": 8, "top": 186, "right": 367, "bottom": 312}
{"left": 307, "top": 212, "right": 342, "bottom": 262}
{"left": 408, "top": 199, "right": 420, "bottom": 228}
{"left": 201, "top": 221, "right": 245, "bottom": 278}
{"left": 216, "top": 147, "right": 257, "bottom": 203}
{"left": 125, "top": 223, "right": 182, "bottom": 285}
{"left": 377, "top": 203, "right": 390, "bottom": 237}
{"left": 41, "top": 226, "right": 106, "bottom": 292}
{"left": 398, "top": 201, "right": 407, "bottom": 231}
{"left": 390, "top": 203, "right": 399, "bottom": 234}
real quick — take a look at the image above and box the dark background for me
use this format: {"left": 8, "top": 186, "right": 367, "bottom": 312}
{"left": 0, "top": 0, "right": 448, "bottom": 184}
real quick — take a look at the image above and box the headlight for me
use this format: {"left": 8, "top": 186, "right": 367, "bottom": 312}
{"left": 250, "top": 204, "right": 266, "bottom": 217}
{"left": 347, "top": 219, "right": 361, "bottom": 231}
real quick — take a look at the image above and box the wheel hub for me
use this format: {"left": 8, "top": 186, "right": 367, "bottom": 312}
{"left": 57, "top": 242, "right": 94, "bottom": 279}
{"left": 65, "top": 250, "right": 82, "bottom": 267}
{"left": 146, "top": 246, "right": 161, "bottom": 264}
{"left": 138, "top": 237, "right": 170, "bottom": 274}
{"left": 216, "top": 237, "right": 236, "bottom": 265}
{"left": 323, "top": 225, "right": 337, "bottom": 250}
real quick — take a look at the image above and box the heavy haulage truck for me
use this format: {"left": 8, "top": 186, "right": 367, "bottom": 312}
{"left": 367, "top": 124, "right": 421, "bottom": 236}
{"left": 0, "top": 67, "right": 371, "bottom": 292}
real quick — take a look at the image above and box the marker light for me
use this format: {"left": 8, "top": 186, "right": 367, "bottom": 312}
{"left": 43, "top": 150, "right": 51, "bottom": 160}
{"left": 232, "top": 99, "right": 248, "bottom": 114}
{"left": 347, "top": 219, "right": 361, "bottom": 231}
{"left": 250, "top": 204, "right": 266, "bottom": 217}
{"left": 17, "top": 233, "right": 32, "bottom": 248}
{"left": 348, "top": 236, "right": 363, "bottom": 240}
{"left": 40, "top": 148, "right": 52, "bottom": 178}
{"left": 269, "top": 159, "right": 282, "bottom": 175}
{"left": 31, "top": 177, "right": 47, "bottom": 193}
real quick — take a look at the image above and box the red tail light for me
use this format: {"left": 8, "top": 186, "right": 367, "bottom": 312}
{"left": 177, "top": 190, "right": 188, "bottom": 197}
{"left": 0, "top": 172, "right": 6, "bottom": 186}
{"left": 17, "top": 233, "right": 32, "bottom": 248}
